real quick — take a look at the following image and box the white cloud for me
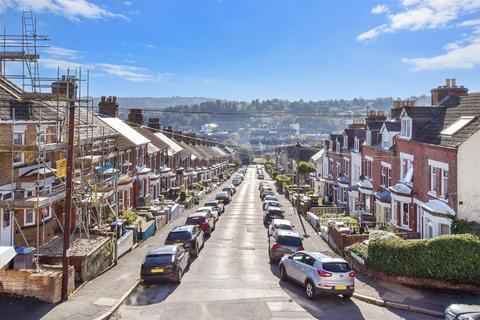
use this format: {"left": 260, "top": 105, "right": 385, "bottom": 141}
{"left": 44, "top": 46, "right": 78, "bottom": 57}
{"left": 357, "top": 0, "right": 480, "bottom": 41}
{"left": 371, "top": 4, "right": 388, "bottom": 14}
{"left": 124, "top": 1, "right": 132, "bottom": 5}
{"left": 402, "top": 42, "right": 480, "bottom": 70}
{"left": 357, "top": 24, "right": 388, "bottom": 42}
{"left": 0, "top": 0, "right": 126, "bottom": 21}
{"left": 41, "top": 58, "right": 90, "bottom": 70}
{"left": 95, "top": 63, "right": 154, "bottom": 82}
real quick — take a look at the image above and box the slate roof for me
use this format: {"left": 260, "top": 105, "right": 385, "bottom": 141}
{"left": 383, "top": 121, "right": 401, "bottom": 132}
{"left": 413, "top": 93, "right": 480, "bottom": 148}
{"left": 132, "top": 126, "right": 169, "bottom": 151}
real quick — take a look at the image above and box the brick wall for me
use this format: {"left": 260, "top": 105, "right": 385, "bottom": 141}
{"left": 0, "top": 265, "right": 74, "bottom": 303}
{"left": 13, "top": 211, "right": 56, "bottom": 247}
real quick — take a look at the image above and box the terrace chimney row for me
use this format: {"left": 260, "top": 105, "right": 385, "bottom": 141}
{"left": 148, "top": 117, "right": 161, "bottom": 130}
{"left": 128, "top": 108, "right": 144, "bottom": 125}
{"left": 431, "top": 78, "right": 468, "bottom": 106}
{"left": 98, "top": 96, "right": 119, "bottom": 118}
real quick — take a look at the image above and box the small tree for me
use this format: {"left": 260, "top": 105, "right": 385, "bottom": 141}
{"left": 298, "top": 161, "right": 315, "bottom": 184}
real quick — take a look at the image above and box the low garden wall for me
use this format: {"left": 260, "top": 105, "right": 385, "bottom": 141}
{"left": 0, "top": 265, "right": 75, "bottom": 303}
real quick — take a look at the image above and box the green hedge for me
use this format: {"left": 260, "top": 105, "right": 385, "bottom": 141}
{"left": 365, "top": 234, "right": 480, "bottom": 285}
{"left": 452, "top": 219, "right": 480, "bottom": 237}
{"left": 346, "top": 243, "right": 368, "bottom": 260}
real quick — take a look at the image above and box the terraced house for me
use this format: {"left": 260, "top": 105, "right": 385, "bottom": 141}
{"left": 315, "top": 79, "right": 480, "bottom": 238}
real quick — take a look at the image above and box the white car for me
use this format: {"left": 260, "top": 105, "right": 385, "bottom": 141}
{"left": 197, "top": 206, "right": 219, "bottom": 221}
{"left": 268, "top": 219, "right": 293, "bottom": 236}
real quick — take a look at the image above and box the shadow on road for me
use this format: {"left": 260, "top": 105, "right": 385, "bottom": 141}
{"left": 269, "top": 263, "right": 366, "bottom": 320}
{"left": 0, "top": 294, "right": 56, "bottom": 320}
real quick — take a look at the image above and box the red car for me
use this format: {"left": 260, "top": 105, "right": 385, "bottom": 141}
{"left": 185, "top": 211, "right": 215, "bottom": 236}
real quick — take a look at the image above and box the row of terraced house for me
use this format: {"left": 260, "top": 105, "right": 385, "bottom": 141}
{"left": 311, "top": 79, "right": 480, "bottom": 239}
{"left": 0, "top": 75, "right": 235, "bottom": 250}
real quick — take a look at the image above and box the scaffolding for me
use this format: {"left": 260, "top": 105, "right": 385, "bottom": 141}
{"left": 0, "top": 12, "right": 120, "bottom": 299}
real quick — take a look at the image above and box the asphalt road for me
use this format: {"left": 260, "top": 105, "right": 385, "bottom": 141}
{"left": 113, "top": 166, "right": 436, "bottom": 320}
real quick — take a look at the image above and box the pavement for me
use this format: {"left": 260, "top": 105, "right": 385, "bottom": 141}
{"left": 1, "top": 167, "right": 477, "bottom": 320}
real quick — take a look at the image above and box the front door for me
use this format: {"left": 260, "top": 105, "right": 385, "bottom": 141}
{"left": 0, "top": 209, "right": 12, "bottom": 246}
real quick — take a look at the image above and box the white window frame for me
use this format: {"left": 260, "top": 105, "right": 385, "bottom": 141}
{"left": 354, "top": 137, "right": 360, "bottom": 152}
{"left": 344, "top": 159, "right": 350, "bottom": 177}
{"left": 336, "top": 141, "right": 340, "bottom": 153}
{"left": 24, "top": 208, "right": 35, "bottom": 227}
{"left": 442, "top": 170, "right": 449, "bottom": 198}
{"left": 401, "top": 116, "right": 412, "bottom": 139}
{"left": 430, "top": 166, "right": 438, "bottom": 194}
{"left": 343, "top": 135, "right": 348, "bottom": 149}
{"left": 400, "top": 153, "right": 414, "bottom": 184}
{"left": 41, "top": 206, "right": 51, "bottom": 221}
{"left": 13, "top": 152, "right": 24, "bottom": 167}
{"left": 366, "top": 130, "right": 372, "bottom": 145}
{"left": 38, "top": 125, "right": 48, "bottom": 144}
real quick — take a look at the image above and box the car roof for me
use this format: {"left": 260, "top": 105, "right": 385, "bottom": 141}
{"left": 264, "top": 195, "right": 277, "bottom": 200}
{"left": 272, "top": 219, "right": 291, "bottom": 225}
{"left": 198, "top": 206, "right": 212, "bottom": 211}
{"left": 205, "top": 200, "right": 219, "bottom": 205}
{"left": 275, "top": 229, "right": 300, "bottom": 237}
{"left": 171, "top": 225, "right": 194, "bottom": 233}
{"left": 267, "top": 207, "right": 283, "bottom": 212}
{"left": 216, "top": 191, "right": 228, "bottom": 196}
{"left": 189, "top": 211, "right": 208, "bottom": 217}
{"left": 308, "top": 251, "right": 347, "bottom": 263}
{"left": 147, "top": 245, "right": 177, "bottom": 255}
{"left": 265, "top": 200, "right": 280, "bottom": 203}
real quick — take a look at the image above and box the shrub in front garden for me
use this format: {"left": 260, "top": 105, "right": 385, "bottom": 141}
{"left": 346, "top": 243, "right": 368, "bottom": 260}
{"left": 365, "top": 234, "right": 480, "bottom": 285}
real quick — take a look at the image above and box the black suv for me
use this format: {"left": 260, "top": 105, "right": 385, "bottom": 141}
{"left": 165, "top": 225, "right": 205, "bottom": 258}
{"left": 263, "top": 207, "right": 285, "bottom": 225}
{"left": 140, "top": 245, "right": 189, "bottom": 283}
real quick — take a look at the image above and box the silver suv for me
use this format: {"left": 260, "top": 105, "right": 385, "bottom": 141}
{"left": 279, "top": 250, "right": 355, "bottom": 299}
{"left": 268, "top": 230, "right": 303, "bottom": 263}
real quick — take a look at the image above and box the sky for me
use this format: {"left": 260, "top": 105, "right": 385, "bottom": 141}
{"left": 1, "top": 0, "right": 480, "bottom": 101}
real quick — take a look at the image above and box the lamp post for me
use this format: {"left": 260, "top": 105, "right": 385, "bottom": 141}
{"left": 296, "top": 142, "right": 309, "bottom": 238}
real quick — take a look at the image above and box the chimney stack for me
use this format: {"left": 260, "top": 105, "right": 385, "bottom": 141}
{"left": 391, "top": 99, "right": 415, "bottom": 118}
{"left": 98, "top": 96, "right": 119, "bottom": 118}
{"left": 51, "top": 75, "right": 77, "bottom": 100}
{"left": 128, "top": 109, "right": 143, "bottom": 125}
{"left": 431, "top": 78, "right": 468, "bottom": 106}
{"left": 148, "top": 117, "right": 160, "bottom": 130}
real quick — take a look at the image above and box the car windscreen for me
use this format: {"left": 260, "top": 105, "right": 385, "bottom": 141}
{"left": 322, "top": 262, "right": 352, "bottom": 273}
{"left": 144, "top": 254, "right": 173, "bottom": 267}
{"left": 205, "top": 202, "right": 218, "bottom": 208}
{"left": 277, "top": 236, "right": 302, "bottom": 247}
{"left": 186, "top": 216, "right": 205, "bottom": 224}
{"left": 167, "top": 231, "right": 191, "bottom": 242}
{"left": 267, "top": 202, "right": 280, "bottom": 207}
{"left": 275, "top": 224, "right": 292, "bottom": 231}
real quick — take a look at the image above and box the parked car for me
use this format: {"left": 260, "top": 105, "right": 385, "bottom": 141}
{"left": 258, "top": 174, "right": 265, "bottom": 180}
{"left": 279, "top": 251, "right": 355, "bottom": 299}
{"left": 215, "top": 191, "right": 231, "bottom": 204}
{"left": 268, "top": 230, "right": 303, "bottom": 263}
{"left": 223, "top": 186, "right": 236, "bottom": 196}
{"left": 140, "top": 245, "right": 189, "bottom": 283}
{"left": 232, "top": 178, "right": 241, "bottom": 186}
{"left": 165, "top": 225, "right": 205, "bottom": 258}
{"left": 258, "top": 182, "right": 269, "bottom": 190}
{"left": 445, "top": 304, "right": 480, "bottom": 320}
{"left": 197, "top": 206, "right": 219, "bottom": 221}
{"left": 261, "top": 190, "right": 275, "bottom": 201}
{"left": 263, "top": 195, "right": 279, "bottom": 203}
{"left": 185, "top": 211, "right": 215, "bottom": 235}
{"left": 268, "top": 219, "right": 293, "bottom": 236}
{"left": 204, "top": 200, "right": 224, "bottom": 215}
{"left": 263, "top": 200, "right": 281, "bottom": 210}
{"left": 263, "top": 207, "right": 285, "bottom": 225}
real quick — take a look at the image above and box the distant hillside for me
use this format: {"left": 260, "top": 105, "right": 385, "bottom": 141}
{"left": 93, "top": 96, "right": 214, "bottom": 110}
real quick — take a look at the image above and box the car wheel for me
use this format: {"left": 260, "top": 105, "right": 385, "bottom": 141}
{"left": 342, "top": 294, "right": 353, "bottom": 299}
{"left": 175, "top": 268, "right": 182, "bottom": 284}
{"left": 279, "top": 266, "right": 288, "bottom": 281}
{"left": 305, "top": 280, "right": 316, "bottom": 299}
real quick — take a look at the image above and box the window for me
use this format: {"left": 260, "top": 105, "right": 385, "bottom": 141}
{"left": 366, "top": 131, "right": 372, "bottom": 145}
{"left": 401, "top": 203, "right": 409, "bottom": 227}
{"left": 343, "top": 135, "right": 348, "bottom": 149}
{"left": 385, "top": 207, "right": 392, "bottom": 222}
{"left": 41, "top": 207, "right": 51, "bottom": 221}
{"left": 354, "top": 137, "right": 360, "bottom": 152}
{"left": 439, "top": 224, "right": 450, "bottom": 236}
{"left": 344, "top": 160, "right": 350, "bottom": 177}
{"left": 24, "top": 209, "right": 35, "bottom": 226}
{"left": 401, "top": 117, "right": 412, "bottom": 138}
{"left": 38, "top": 128, "right": 46, "bottom": 144}
{"left": 401, "top": 155, "right": 414, "bottom": 184}
{"left": 2, "top": 209, "right": 10, "bottom": 228}
{"left": 365, "top": 195, "right": 371, "bottom": 212}
{"left": 13, "top": 152, "right": 24, "bottom": 166}
{"left": 381, "top": 165, "right": 391, "bottom": 187}
{"left": 25, "top": 189, "right": 35, "bottom": 198}
{"left": 365, "top": 159, "right": 373, "bottom": 179}
{"left": 430, "top": 166, "right": 437, "bottom": 194}
{"left": 342, "top": 189, "right": 348, "bottom": 203}
{"left": 442, "top": 170, "right": 449, "bottom": 197}
{"left": 336, "top": 162, "right": 341, "bottom": 177}
{"left": 13, "top": 132, "right": 24, "bottom": 145}
{"left": 441, "top": 116, "right": 475, "bottom": 135}
{"left": 382, "top": 132, "right": 391, "bottom": 149}
{"left": 1, "top": 192, "right": 13, "bottom": 200}
{"left": 336, "top": 141, "right": 340, "bottom": 152}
